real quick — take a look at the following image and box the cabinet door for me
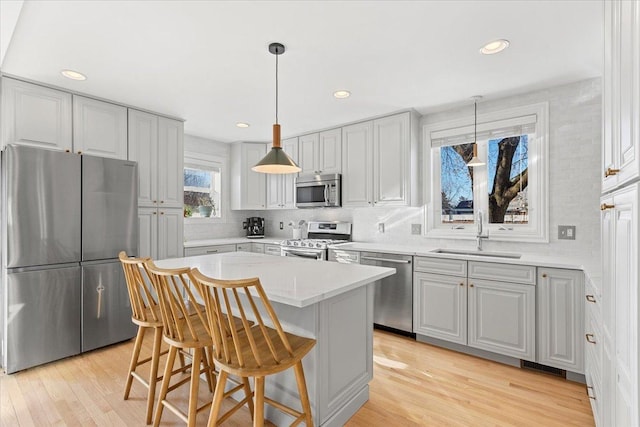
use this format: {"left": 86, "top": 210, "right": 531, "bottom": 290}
{"left": 282, "top": 137, "right": 298, "bottom": 208}
{"left": 184, "top": 244, "right": 236, "bottom": 256}
{"left": 602, "top": 0, "right": 640, "bottom": 192}
{"left": 299, "top": 133, "right": 319, "bottom": 174}
{"left": 537, "top": 268, "right": 584, "bottom": 373}
{"left": 414, "top": 272, "right": 467, "bottom": 344}
{"left": 128, "top": 109, "right": 158, "bottom": 207}
{"left": 1, "top": 78, "right": 72, "bottom": 151}
{"left": 138, "top": 207, "right": 158, "bottom": 259}
{"left": 319, "top": 128, "right": 342, "bottom": 174}
{"left": 342, "top": 121, "right": 374, "bottom": 207}
{"left": 608, "top": 183, "right": 638, "bottom": 425}
{"left": 266, "top": 175, "right": 283, "bottom": 209}
{"left": 468, "top": 279, "right": 535, "bottom": 360}
{"left": 73, "top": 96, "right": 127, "bottom": 158}
{"left": 373, "top": 112, "right": 410, "bottom": 206}
{"left": 157, "top": 208, "right": 183, "bottom": 260}
{"left": 157, "top": 117, "right": 184, "bottom": 208}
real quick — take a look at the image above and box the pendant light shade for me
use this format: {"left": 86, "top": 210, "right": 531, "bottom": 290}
{"left": 252, "top": 42, "right": 301, "bottom": 174}
{"left": 467, "top": 96, "right": 485, "bottom": 167}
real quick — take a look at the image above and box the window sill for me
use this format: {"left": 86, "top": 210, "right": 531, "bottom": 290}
{"left": 425, "top": 228, "right": 549, "bottom": 244}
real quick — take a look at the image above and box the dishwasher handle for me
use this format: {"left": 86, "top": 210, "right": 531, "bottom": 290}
{"left": 361, "top": 256, "right": 411, "bottom": 264}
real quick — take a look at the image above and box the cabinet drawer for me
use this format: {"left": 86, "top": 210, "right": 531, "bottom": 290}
{"left": 184, "top": 244, "right": 237, "bottom": 256}
{"left": 264, "top": 244, "right": 282, "bottom": 256}
{"left": 468, "top": 261, "right": 535, "bottom": 285}
{"left": 414, "top": 256, "right": 466, "bottom": 277}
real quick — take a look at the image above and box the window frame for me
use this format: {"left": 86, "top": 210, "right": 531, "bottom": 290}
{"left": 183, "top": 151, "right": 225, "bottom": 224}
{"left": 423, "top": 102, "right": 549, "bottom": 243}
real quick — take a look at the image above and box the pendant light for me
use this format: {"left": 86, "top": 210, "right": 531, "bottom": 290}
{"left": 467, "top": 96, "right": 485, "bottom": 167}
{"left": 252, "top": 42, "right": 301, "bottom": 174}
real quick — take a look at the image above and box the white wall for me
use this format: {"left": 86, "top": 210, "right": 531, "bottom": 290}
{"left": 186, "top": 78, "right": 601, "bottom": 271}
{"left": 259, "top": 78, "right": 602, "bottom": 270}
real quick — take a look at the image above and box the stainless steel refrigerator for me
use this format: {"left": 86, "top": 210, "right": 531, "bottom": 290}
{"left": 1, "top": 144, "right": 138, "bottom": 373}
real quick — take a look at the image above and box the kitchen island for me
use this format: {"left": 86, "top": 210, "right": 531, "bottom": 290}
{"left": 155, "top": 251, "right": 395, "bottom": 426}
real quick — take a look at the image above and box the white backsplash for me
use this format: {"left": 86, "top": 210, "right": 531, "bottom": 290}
{"left": 185, "top": 78, "right": 602, "bottom": 273}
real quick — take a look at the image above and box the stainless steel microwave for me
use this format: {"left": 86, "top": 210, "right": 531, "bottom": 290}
{"left": 295, "top": 174, "right": 341, "bottom": 208}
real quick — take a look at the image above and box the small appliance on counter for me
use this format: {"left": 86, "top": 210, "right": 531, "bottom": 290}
{"left": 243, "top": 217, "right": 265, "bottom": 239}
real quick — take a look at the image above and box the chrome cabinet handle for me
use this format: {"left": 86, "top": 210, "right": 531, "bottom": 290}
{"left": 585, "top": 333, "right": 596, "bottom": 344}
{"left": 586, "top": 295, "right": 596, "bottom": 303}
{"left": 206, "top": 249, "right": 218, "bottom": 253}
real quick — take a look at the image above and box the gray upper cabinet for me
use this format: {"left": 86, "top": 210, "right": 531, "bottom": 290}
{"left": 266, "top": 137, "right": 298, "bottom": 209}
{"left": 231, "top": 142, "right": 267, "bottom": 210}
{"left": 298, "top": 128, "right": 341, "bottom": 175}
{"left": 73, "top": 95, "right": 127, "bottom": 159}
{"left": 1, "top": 78, "right": 72, "bottom": 151}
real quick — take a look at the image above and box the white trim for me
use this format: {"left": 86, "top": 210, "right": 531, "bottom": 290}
{"left": 423, "top": 102, "right": 549, "bottom": 243}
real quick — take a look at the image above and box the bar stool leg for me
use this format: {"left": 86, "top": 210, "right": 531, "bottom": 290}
{"left": 124, "top": 326, "right": 146, "bottom": 400}
{"left": 243, "top": 377, "right": 254, "bottom": 419}
{"left": 294, "top": 361, "right": 314, "bottom": 426}
{"left": 207, "top": 370, "right": 229, "bottom": 427}
{"left": 144, "top": 326, "right": 163, "bottom": 424}
{"left": 187, "top": 347, "right": 202, "bottom": 427}
{"left": 253, "top": 376, "right": 265, "bottom": 427}
{"left": 154, "top": 345, "right": 178, "bottom": 427}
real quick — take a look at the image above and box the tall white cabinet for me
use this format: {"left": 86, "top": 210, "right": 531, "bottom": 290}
{"left": 128, "top": 109, "right": 184, "bottom": 260}
{"left": 595, "top": 1, "right": 640, "bottom": 426}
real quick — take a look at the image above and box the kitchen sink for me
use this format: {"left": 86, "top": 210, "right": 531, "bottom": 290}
{"left": 431, "top": 248, "right": 522, "bottom": 259}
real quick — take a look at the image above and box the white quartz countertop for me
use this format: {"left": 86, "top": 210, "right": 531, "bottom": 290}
{"left": 155, "top": 251, "right": 395, "bottom": 308}
{"left": 330, "top": 242, "right": 589, "bottom": 271}
{"left": 184, "top": 237, "right": 283, "bottom": 247}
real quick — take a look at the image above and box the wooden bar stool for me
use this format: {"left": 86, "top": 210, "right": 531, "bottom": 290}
{"left": 145, "top": 262, "right": 216, "bottom": 427}
{"left": 191, "top": 269, "right": 317, "bottom": 427}
{"left": 119, "top": 251, "right": 167, "bottom": 425}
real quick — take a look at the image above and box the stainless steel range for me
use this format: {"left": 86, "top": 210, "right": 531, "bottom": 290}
{"left": 280, "top": 221, "right": 351, "bottom": 260}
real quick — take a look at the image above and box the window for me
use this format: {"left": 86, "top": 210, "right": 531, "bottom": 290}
{"left": 183, "top": 159, "right": 222, "bottom": 219}
{"left": 425, "top": 103, "right": 548, "bottom": 242}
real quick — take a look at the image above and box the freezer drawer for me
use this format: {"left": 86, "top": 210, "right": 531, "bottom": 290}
{"left": 5, "top": 265, "right": 81, "bottom": 373}
{"left": 82, "top": 261, "right": 136, "bottom": 352}
{"left": 82, "top": 155, "right": 138, "bottom": 261}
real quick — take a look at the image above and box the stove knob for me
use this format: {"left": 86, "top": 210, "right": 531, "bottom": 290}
{"left": 294, "top": 241, "right": 299, "bottom": 246}
{"left": 314, "top": 242, "right": 321, "bottom": 248}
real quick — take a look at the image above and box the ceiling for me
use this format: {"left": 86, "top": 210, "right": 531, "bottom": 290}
{"left": 1, "top": 0, "right": 602, "bottom": 143}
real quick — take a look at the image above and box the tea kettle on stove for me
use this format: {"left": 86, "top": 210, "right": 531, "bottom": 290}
{"left": 243, "top": 217, "right": 265, "bottom": 239}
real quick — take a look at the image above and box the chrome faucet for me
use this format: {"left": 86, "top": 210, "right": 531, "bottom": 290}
{"left": 476, "top": 211, "right": 489, "bottom": 251}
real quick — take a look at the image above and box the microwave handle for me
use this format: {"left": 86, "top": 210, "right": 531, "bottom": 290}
{"left": 324, "top": 184, "right": 329, "bottom": 205}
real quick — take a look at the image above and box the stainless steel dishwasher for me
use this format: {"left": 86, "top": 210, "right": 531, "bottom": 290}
{"left": 360, "top": 252, "right": 414, "bottom": 336}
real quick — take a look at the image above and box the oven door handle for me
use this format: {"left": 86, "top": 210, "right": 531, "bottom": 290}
{"left": 285, "top": 249, "right": 321, "bottom": 259}
{"left": 361, "top": 257, "right": 411, "bottom": 264}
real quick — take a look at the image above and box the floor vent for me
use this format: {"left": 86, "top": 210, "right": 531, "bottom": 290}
{"left": 521, "top": 360, "right": 566, "bottom": 378}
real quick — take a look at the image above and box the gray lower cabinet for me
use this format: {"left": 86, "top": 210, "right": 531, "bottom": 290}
{"left": 415, "top": 257, "right": 536, "bottom": 362}
{"left": 467, "top": 278, "right": 535, "bottom": 360}
{"left": 414, "top": 272, "right": 467, "bottom": 345}
{"left": 537, "top": 267, "right": 585, "bottom": 373}
{"left": 264, "top": 244, "right": 282, "bottom": 256}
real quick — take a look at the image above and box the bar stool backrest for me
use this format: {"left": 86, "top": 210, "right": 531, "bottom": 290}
{"left": 119, "top": 251, "right": 160, "bottom": 324}
{"left": 145, "top": 262, "right": 210, "bottom": 346}
{"left": 191, "top": 269, "right": 295, "bottom": 370}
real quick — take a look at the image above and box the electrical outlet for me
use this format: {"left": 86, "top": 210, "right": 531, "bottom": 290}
{"left": 411, "top": 224, "right": 422, "bottom": 235}
{"left": 558, "top": 225, "right": 576, "bottom": 240}
{"left": 279, "top": 221, "right": 284, "bottom": 230}
{"left": 378, "top": 223, "right": 385, "bottom": 233}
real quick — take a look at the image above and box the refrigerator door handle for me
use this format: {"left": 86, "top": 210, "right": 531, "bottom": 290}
{"left": 96, "top": 285, "right": 105, "bottom": 319}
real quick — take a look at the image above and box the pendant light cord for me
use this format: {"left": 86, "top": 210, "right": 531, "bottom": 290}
{"left": 275, "top": 50, "right": 279, "bottom": 124}
{"left": 474, "top": 99, "right": 477, "bottom": 144}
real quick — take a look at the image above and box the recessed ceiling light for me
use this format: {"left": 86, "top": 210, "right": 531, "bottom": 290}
{"left": 236, "top": 122, "right": 250, "bottom": 128}
{"left": 61, "top": 69, "right": 87, "bottom": 80}
{"left": 333, "top": 90, "right": 351, "bottom": 99}
{"left": 480, "top": 39, "right": 510, "bottom": 55}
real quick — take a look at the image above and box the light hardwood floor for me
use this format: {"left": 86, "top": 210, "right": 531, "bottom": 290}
{"left": 1, "top": 330, "right": 594, "bottom": 426}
